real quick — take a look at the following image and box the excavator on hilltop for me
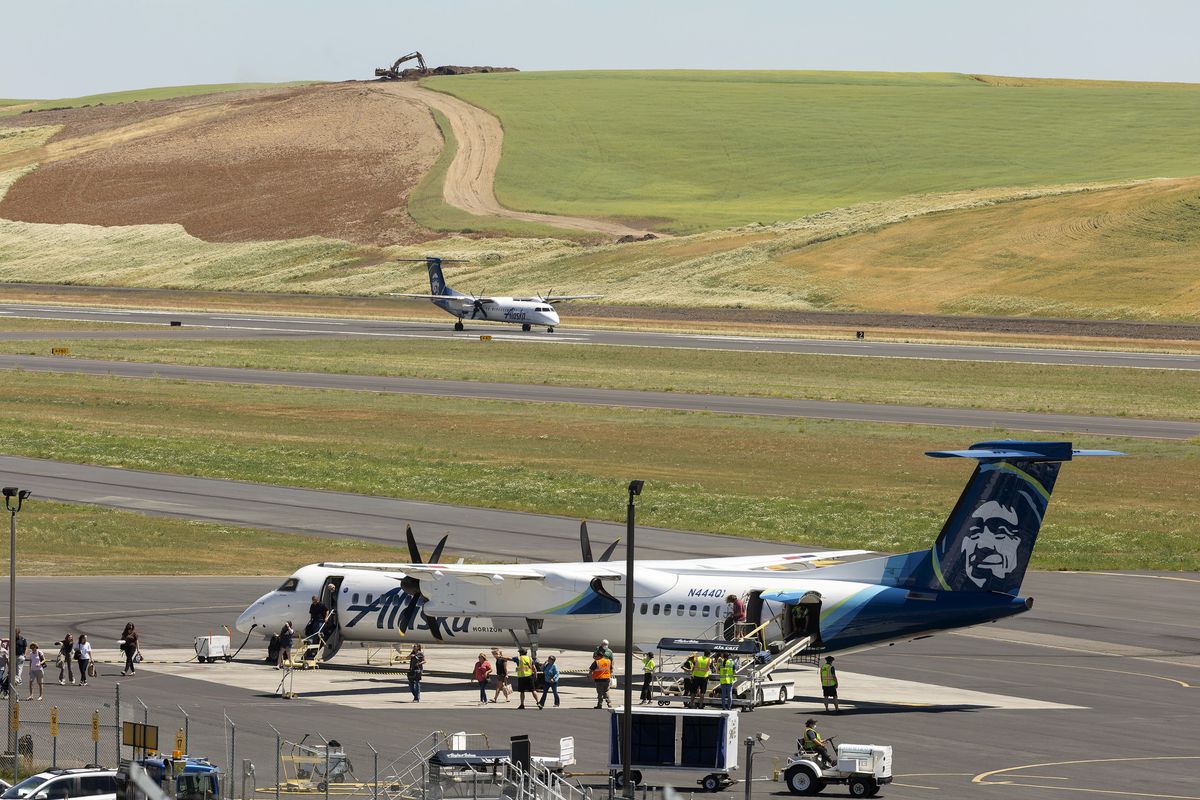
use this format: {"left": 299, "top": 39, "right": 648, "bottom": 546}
{"left": 374, "top": 51, "right": 428, "bottom": 80}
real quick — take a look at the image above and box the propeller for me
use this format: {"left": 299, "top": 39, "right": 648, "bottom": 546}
{"left": 579, "top": 519, "right": 622, "bottom": 562}
{"left": 399, "top": 524, "right": 450, "bottom": 639}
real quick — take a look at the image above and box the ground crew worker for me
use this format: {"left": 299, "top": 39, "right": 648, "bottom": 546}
{"left": 514, "top": 647, "right": 536, "bottom": 709}
{"left": 690, "top": 650, "right": 713, "bottom": 708}
{"left": 639, "top": 652, "right": 656, "bottom": 704}
{"left": 820, "top": 655, "right": 839, "bottom": 713}
{"left": 590, "top": 650, "right": 613, "bottom": 709}
{"left": 799, "top": 718, "right": 832, "bottom": 766}
{"left": 718, "top": 654, "right": 737, "bottom": 710}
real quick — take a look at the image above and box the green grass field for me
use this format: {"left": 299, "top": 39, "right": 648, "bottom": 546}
{"left": 5, "top": 500, "right": 409, "bottom": 576}
{"left": 0, "top": 371, "right": 1194, "bottom": 571}
{"left": 0, "top": 82, "right": 320, "bottom": 117}
{"left": 4, "top": 337, "right": 1199, "bottom": 420}
{"left": 424, "top": 70, "right": 1200, "bottom": 232}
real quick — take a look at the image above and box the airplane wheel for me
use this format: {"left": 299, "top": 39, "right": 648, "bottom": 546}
{"left": 454, "top": 322, "right": 464, "bottom": 331}
{"left": 547, "top": 327, "right": 555, "bottom": 333}
{"left": 522, "top": 323, "right": 532, "bottom": 332}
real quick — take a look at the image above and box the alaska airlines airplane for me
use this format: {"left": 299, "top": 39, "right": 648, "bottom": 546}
{"left": 390, "top": 257, "right": 599, "bottom": 333}
{"left": 236, "top": 441, "right": 1119, "bottom": 660}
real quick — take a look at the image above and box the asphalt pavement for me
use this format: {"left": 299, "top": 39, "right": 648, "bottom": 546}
{"left": 2, "top": 570, "right": 1195, "bottom": 800}
{"left": 2, "top": 354, "right": 1196, "bottom": 439}
{"left": 2, "top": 303, "right": 1199, "bottom": 369}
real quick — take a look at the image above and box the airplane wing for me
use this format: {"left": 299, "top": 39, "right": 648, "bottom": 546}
{"left": 541, "top": 294, "right": 602, "bottom": 303}
{"left": 673, "top": 550, "right": 874, "bottom": 572}
{"left": 387, "top": 293, "right": 490, "bottom": 302}
{"left": 402, "top": 563, "right": 558, "bottom": 586}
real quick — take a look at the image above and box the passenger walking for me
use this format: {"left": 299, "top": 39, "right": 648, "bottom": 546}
{"left": 724, "top": 594, "right": 746, "bottom": 641}
{"left": 490, "top": 648, "right": 511, "bottom": 703}
{"left": 13, "top": 628, "right": 27, "bottom": 685}
{"left": 513, "top": 648, "right": 536, "bottom": 709}
{"left": 276, "top": 622, "right": 294, "bottom": 669}
{"left": 639, "top": 652, "right": 656, "bottom": 704}
{"left": 306, "top": 596, "right": 328, "bottom": 639}
{"left": 76, "top": 635, "right": 92, "bottom": 685}
{"left": 590, "top": 649, "right": 613, "bottom": 709}
{"left": 119, "top": 623, "right": 140, "bottom": 676}
{"left": 472, "top": 652, "right": 492, "bottom": 705}
{"left": 718, "top": 654, "right": 736, "bottom": 710}
{"left": 407, "top": 644, "right": 425, "bottom": 702}
{"left": 820, "top": 656, "right": 839, "bottom": 713}
{"left": 536, "top": 655, "right": 560, "bottom": 709}
{"left": 57, "top": 634, "right": 75, "bottom": 685}
{"left": 25, "top": 643, "right": 45, "bottom": 700}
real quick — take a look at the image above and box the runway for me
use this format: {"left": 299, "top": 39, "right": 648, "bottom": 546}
{"left": 3, "top": 353, "right": 1197, "bottom": 439}
{"left": 3, "top": 302, "right": 1199, "bottom": 369}
{"left": 3, "top": 570, "right": 1195, "bottom": 800}
{"left": 0, "top": 454, "right": 790, "bottom": 562}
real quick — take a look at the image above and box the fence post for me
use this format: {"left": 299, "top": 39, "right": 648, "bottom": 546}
{"left": 114, "top": 683, "right": 122, "bottom": 765}
{"left": 177, "top": 705, "right": 190, "bottom": 754}
{"left": 368, "top": 742, "right": 378, "bottom": 800}
{"left": 267, "top": 723, "right": 281, "bottom": 800}
{"left": 322, "top": 736, "right": 330, "bottom": 800}
{"left": 230, "top": 719, "right": 236, "bottom": 800}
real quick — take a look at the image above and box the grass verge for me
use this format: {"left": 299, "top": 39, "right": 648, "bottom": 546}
{"left": 5, "top": 499, "right": 408, "bottom": 576}
{"left": 3, "top": 337, "right": 1199, "bottom": 420}
{"left": 0, "top": 83, "right": 321, "bottom": 117}
{"left": 0, "top": 371, "right": 1194, "bottom": 571}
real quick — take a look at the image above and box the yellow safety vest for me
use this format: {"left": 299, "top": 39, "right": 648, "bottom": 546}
{"left": 719, "top": 661, "right": 736, "bottom": 685}
{"left": 643, "top": 657, "right": 655, "bottom": 673}
{"left": 517, "top": 655, "right": 533, "bottom": 677}
{"left": 803, "top": 727, "right": 822, "bottom": 749}
{"left": 820, "top": 662, "right": 837, "bottom": 687}
{"left": 692, "top": 656, "right": 711, "bottom": 678}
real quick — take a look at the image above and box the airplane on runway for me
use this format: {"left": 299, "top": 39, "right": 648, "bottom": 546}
{"left": 389, "top": 257, "right": 600, "bottom": 333}
{"left": 237, "top": 441, "right": 1120, "bottom": 661}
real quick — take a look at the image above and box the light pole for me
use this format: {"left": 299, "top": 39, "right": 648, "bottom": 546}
{"left": 621, "top": 479, "right": 643, "bottom": 798}
{"left": 4, "top": 486, "right": 31, "bottom": 781}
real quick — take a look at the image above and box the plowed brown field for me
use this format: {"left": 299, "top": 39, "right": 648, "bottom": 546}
{"left": 0, "top": 83, "right": 442, "bottom": 245}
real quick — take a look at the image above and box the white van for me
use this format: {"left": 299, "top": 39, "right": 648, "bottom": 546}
{"left": 1, "top": 768, "right": 118, "bottom": 800}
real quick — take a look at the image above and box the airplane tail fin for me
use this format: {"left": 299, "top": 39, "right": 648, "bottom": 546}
{"left": 815, "top": 441, "right": 1121, "bottom": 595}
{"left": 425, "top": 257, "right": 464, "bottom": 297}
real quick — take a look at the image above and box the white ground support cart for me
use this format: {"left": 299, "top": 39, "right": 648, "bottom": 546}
{"left": 608, "top": 706, "right": 739, "bottom": 792}
{"left": 194, "top": 634, "right": 232, "bottom": 663}
{"left": 782, "top": 743, "right": 892, "bottom": 797}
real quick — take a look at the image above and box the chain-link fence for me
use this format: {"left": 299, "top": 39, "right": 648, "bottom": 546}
{"left": 5, "top": 690, "right": 599, "bottom": 800}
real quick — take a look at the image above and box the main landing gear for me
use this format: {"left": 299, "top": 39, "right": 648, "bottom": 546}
{"left": 454, "top": 321, "right": 464, "bottom": 331}
{"left": 521, "top": 323, "right": 532, "bottom": 332}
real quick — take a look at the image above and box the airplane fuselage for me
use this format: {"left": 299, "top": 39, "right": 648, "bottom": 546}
{"left": 434, "top": 296, "right": 560, "bottom": 329}
{"left": 236, "top": 559, "right": 1030, "bottom": 656}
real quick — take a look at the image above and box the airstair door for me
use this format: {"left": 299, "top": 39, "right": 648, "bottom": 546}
{"left": 319, "top": 575, "right": 345, "bottom": 660}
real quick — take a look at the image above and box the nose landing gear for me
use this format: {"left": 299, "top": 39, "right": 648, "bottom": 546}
{"left": 453, "top": 321, "right": 464, "bottom": 332}
{"left": 547, "top": 327, "right": 555, "bottom": 333}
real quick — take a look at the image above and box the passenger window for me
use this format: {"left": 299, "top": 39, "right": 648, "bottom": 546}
{"left": 45, "top": 781, "right": 73, "bottom": 800}
{"left": 702, "top": 605, "right": 710, "bottom": 618}
{"left": 677, "top": 606, "right": 685, "bottom": 616}
{"left": 640, "top": 603, "right": 648, "bottom": 615}
{"left": 365, "top": 593, "right": 373, "bottom": 604}
{"left": 351, "top": 593, "right": 359, "bottom": 604}
{"left": 689, "top": 605, "right": 697, "bottom": 616}
{"left": 662, "top": 604, "right": 671, "bottom": 615}
{"left": 81, "top": 776, "right": 117, "bottom": 794}
{"left": 652, "top": 604, "right": 660, "bottom": 615}
{"left": 277, "top": 578, "right": 299, "bottom": 592}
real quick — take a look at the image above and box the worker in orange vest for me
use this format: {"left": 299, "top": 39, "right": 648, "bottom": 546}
{"left": 590, "top": 648, "right": 613, "bottom": 709}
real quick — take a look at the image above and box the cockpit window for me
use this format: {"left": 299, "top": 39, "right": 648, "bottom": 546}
{"left": 277, "top": 577, "right": 300, "bottom": 592}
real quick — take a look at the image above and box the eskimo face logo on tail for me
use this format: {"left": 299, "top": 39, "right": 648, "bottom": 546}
{"left": 961, "top": 500, "right": 1022, "bottom": 589}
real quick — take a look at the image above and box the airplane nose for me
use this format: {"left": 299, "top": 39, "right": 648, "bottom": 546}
{"left": 235, "top": 601, "right": 261, "bottom": 634}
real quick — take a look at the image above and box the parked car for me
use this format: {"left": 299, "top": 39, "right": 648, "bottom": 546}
{"left": 1, "top": 768, "right": 118, "bottom": 800}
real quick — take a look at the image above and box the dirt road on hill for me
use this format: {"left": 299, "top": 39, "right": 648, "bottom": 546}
{"left": 381, "top": 82, "right": 663, "bottom": 238}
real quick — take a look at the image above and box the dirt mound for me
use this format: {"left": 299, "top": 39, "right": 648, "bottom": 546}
{"left": 384, "top": 66, "right": 519, "bottom": 81}
{"left": 0, "top": 83, "right": 443, "bottom": 246}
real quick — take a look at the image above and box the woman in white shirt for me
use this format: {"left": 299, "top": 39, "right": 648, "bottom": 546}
{"left": 76, "top": 635, "right": 93, "bottom": 686}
